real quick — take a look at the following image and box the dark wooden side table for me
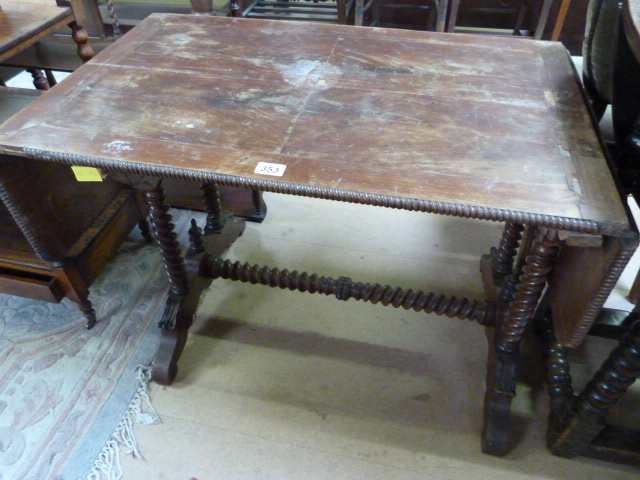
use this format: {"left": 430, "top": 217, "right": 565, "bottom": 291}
{"left": 0, "top": 2, "right": 145, "bottom": 328}
{"left": 0, "top": 14, "right": 633, "bottom": 456}
{"left": 0, "top": 158, "right": 145, "bottom": 328}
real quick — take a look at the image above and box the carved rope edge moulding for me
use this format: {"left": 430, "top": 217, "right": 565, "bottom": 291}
{"left": 23, "top": 148, "right": 601, "bottom": 235}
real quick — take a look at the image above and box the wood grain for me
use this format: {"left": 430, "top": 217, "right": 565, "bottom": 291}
{"left": 0, "top": 1, "right": 75, "bottom": 63}
{"left": 0, "top": 15, "right": 629, "bottom": 235}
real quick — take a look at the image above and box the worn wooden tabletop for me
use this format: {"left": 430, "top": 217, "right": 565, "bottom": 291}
{"left": 0, "top": 14, "right": 629, "bottom": 235}
{"left": 0, "top": 1, "right": 74, "bottom": 63}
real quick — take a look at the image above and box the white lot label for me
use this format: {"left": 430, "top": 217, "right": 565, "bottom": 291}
{"left": 254, "top": 162, "right": 286, "bottom": 177}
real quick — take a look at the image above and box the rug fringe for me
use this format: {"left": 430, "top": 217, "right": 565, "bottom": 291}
{"left": 88, "top": 366, "right": 161, "bottom": 480}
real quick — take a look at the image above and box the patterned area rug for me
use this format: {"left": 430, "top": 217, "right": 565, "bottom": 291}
{"left": 0, "top": 211, "right": 192, "bottom": 480}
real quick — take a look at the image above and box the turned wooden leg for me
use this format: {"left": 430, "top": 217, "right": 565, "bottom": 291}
{"left": 143, "top": 181, "right": 246, "bottom": 384}
{"left": 138, "top": 216, "right": 154, "bottom": 243}
{"left": 548, "top": 319, "right": 640, "bottom": 458}
{"left": 482, "top": 231, "right": 561, "bottom": 455}
{"left": 536, "top": 304, "right": 575, "bottom": 446}
{"left": 202, "top": 183, "right": 226, "bottom": 234}
{"left": 45, "top": 70, "right": 57, "bottom": 87}
{"left": 105, "top": 0, "right": 123, "bottom": 37}
{"left": 143, "top": 182, "right": 190, "bottom": 384}
{"left": 27, "top": 69, "right": 50, "bottom": 91}
{"left": 199, "top": 183, "right": 247, "bottom": 257}
{"left": 79, "top": 296, "right": 97, "bottom": 330}
{"left": 491, "top": 223, "right": 525, "bottom": 280}
{"left": 70, "top": 21, "right": 94, "bottom": 63}
{"left": 144, "top": 184, "right": 188, "bottom": 296}
{"left": 53, "top": 263, "right": 98, "bottom": 329}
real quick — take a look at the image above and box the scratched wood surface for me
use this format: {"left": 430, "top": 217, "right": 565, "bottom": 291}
{"left": 0, "top": 1, "right": 74, "bottom": 64}
{"left": 0, "top": 14, "right": 629, "bottom": 235}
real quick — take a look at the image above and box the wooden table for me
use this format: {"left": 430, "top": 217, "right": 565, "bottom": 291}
{"left": 0, "top": 14, "right": 634, "bottom": 456}
{"left": 0, "top": 1, "right": 93, "bottom": 87}
{"left": 540, "top": 0, "right": 640, "bottom": 466}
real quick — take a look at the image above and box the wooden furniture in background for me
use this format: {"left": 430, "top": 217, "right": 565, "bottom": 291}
{"left": 0, "top": 0, "right": 94, "bottom": 88}
{"left": 0, "top": 87, "right": 145, "bottom": 328}
{"left": 0, "top": 15, "right": 633, "bottom": 457}
{"left": 447, "top": 0, "right": 557, "bottom": 38}
{"left": 233, "top": 0, "right": 356, "bottom": 25}
{"left": 1, "top": 1, "right": 266, "bottom": 221}
{"left": 0, "top": 167, "right": 144, "bottom": 329}
{"left": 0, "top": 3, "right": 141, "bottom": 329}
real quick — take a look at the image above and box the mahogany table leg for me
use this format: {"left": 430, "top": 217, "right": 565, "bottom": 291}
{"left": 143, "top": 182, "right": 190, "bottom": 384}
{"left": 79, "top": 302, "right": 96, "bottom": 328}
{"left": 491, "top": 223, "right": 525, "bottom": 280}
{"left": 548, "top": 318, "right": 640, "bottom": 459}
{"left": 143, "top": 181, "right": 245, "bottom": 385}
{"left": 482, "top": 231, "right": 561, "bottom": 455}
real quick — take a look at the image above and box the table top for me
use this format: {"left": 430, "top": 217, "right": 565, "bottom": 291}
{"left": 625, "top": 0, "right": 640, "bottom": 61}
{"left": 0, "top": 14, "right": 629, "bottom": 236}
{"left": 0, "top": 1, "right": 74, "bottom": 63}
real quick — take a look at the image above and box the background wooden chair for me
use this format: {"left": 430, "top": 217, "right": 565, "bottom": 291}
{"left": 446, "top": 0, "right": 566, "bottom": 38}
{"left": 234, "top": 0, "right": 353, "bottom": 24}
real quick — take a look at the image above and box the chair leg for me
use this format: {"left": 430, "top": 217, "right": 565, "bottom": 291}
{"left": 426, "top": 0, "right": 437, "bottom": 30}
{"left": 447, "top": 0, "right": 460, "bottom": 32}
{"left": 337, "top": 0, "right": 348, "bottom": 24}
{"left": 533, "top": 0, "right": 554, "bottom": 39}
{"left": 27, "top": 69, "right": 50, "bottom": 91}
{"left": 435, "top": 0, "right": 449, "bottom": 32}
{"left": 551, "top": 0, "right": 572, "bottom": 40}
{"left": 512, "top": 1, "right": 528, "bottom": 35}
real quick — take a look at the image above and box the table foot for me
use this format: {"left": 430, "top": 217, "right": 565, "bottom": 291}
{"left": 83, "top": 306, "right": 97, "bottom": 330}
{"left": 482, "top": 326, "right": 512, "bottom": 456}
{"left": 145, "top": 181, "right": 246, "bottom": 384}
{"left": 482, "top": 231, "right": 561, "bottom": 455}
{"left": 153, "top": 326, "right": 188, "bottom": 385}
{"left": 543, "top": 313, "right": 640, "bottom": 462}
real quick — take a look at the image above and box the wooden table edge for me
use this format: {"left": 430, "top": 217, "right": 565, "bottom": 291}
{"left": 0, "top": 8, "right": 75, "bottom": 64}
{"left": 9, "top": 146, "right": 629, "bottom": 237}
